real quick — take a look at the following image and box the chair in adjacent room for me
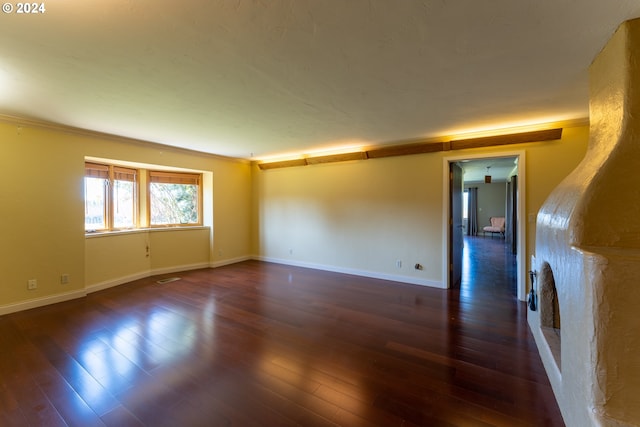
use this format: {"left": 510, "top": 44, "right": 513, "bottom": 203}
{"left": 483, "top": 216, "right": 506, "bottom": 238}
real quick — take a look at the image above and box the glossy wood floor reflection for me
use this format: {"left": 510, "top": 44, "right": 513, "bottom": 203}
{"left": 0, "top": 237, "right": 564, "bottom": 426}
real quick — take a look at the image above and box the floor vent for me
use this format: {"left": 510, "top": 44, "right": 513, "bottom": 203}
{"left": 156, "top": 277, "right": 181, "bottom": 284}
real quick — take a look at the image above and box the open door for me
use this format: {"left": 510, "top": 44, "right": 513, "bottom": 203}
{"left": 506, "top": 175, "right": 518, "bottom": 254}
{"left": 444, "top": 152, "right": 526, "bottom": 299}
{"left": 449, "top": 162, "right": 463, "bottom": 287}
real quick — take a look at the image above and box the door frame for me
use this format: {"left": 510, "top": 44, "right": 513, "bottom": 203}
{"left": 442, "top": 150, "right": 527, "bottom": 300}
{"left": 449, "top": 162, "right": 464, "bottom": 288}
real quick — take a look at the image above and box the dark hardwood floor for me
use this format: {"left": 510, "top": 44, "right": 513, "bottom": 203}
{"left": 0, "top": 237, "right": 563, "bottom": 426}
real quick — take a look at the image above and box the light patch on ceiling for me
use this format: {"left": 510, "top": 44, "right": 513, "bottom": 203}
{"left": 444, "top": 117, "right": 587, "bottom": 141}
{"left": 0, "top": 65, "right": 16, "bottom": 102}
{"left": 256, "top": 140, "right": 371, "bottom": 162}
{"left": 257, "top": 120, "right": 577, "bottom": 165}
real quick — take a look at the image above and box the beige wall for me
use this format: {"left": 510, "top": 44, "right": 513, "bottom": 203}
{"left": 149, "top": 228, "right": 211, "bottom": 272}
{"left": 0, "top": 120, "right": 252, "bottom": 313}
{"left": 255, "top": 125, "right": 589, "bottom": 290}
{"left": 255, "top": 153, "right": 445, "bottom": 285}
{"left": 465, "top": 181, "right": 507, "bottom": 231}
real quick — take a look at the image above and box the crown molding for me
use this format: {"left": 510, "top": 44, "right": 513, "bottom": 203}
{"left": 0, "top": 113, "right": 249, "bottom": 164}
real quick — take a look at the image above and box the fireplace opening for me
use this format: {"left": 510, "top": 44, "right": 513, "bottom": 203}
{"left": 539, "top": 262, "right": 561, "bottom": 370}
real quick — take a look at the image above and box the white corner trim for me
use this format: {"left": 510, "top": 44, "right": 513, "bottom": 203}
{"left": 254, "top": 256, "right": 445, "bottom": 289}
{"left": 0, "top": 289, "right": 86, "bottom": 316}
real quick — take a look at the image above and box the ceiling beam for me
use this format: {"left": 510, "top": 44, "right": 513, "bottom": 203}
{"left": 305, "top": 151, "right": 368, "bottom": 165}
{"left": 257, "top": 158, "right": 308, "bottom": 170}
{"left": 450, "top": 128, "right": 563, "bottom": 150}
{"left": 258, "top": 128, "right": 563, "bottom": 170}
{"left": 366, "top": 141, "right": 445, "bottom": 159}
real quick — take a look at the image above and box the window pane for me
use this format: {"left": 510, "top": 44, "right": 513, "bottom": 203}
{"left": 463, "top": 191, "right": 469, "bottom": 219}
{"left": 113, "top": 179, "right": 135, "bottom": 228}
{"left": 85, "top": 177, "right": 106, "bottom": 231}
{"left": 149, "top": 183, "right": 198, "bottom": 225}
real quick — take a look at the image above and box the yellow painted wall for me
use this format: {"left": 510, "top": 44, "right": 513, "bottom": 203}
{"left": 255, "top": 153, "right": 444, "bottom": 285}
{"left": 86, "top": 231, "right": 151, "bottom": 288}
{"left": 255, "top": 125, "right": 590, "bottom": 288}
{"left": 0, "top": 115, "right": 588, "bottom": 313}
{"left": 0, "top": 124, "right": 86, "bottom": 308}
{"left": 0, "top": 120, "right": 252, "bottom": 312}
{"left": 85, "top": 228, "right": 212, "bottom": 291}
{"left": 149, "top": 228, "right": 211, "bottom": 272}
{"left": 209, "top": 160, "right": 253, "bottom": 265}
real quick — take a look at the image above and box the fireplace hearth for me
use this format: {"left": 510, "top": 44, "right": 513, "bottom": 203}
{"left": 529, "top": 17, "right": 640, "bottom": 427}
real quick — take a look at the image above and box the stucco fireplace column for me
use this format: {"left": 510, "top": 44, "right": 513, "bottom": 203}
{"left": 530, "top": 17, "right": 640, "bottom": 427}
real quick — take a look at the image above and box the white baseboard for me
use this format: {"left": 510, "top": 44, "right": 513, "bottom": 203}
{"left": 0, "top": 289, "right": 86, "bottom": 316}
{"left": 2, "top": 257, "right": 443, "bottom": 316}
{"left": 528, "top": 313, "right": 563, "bottom": 391}
{"left": 86, "top": 271, "right": 150, "bottom": 294}
{"left": 210, "top": 255, "right": 252, "bottom": 268}
{"left": 86, "top": 262, "right": 211, "bottom": 294}
{"left": 151, "top": 262, "right": 211, "bottom": 276}
{"left": 254, "top": 256, "right": 445, "bottom": 289}
{"left": 86, "top": 260, "right": 252, "bottom": 294}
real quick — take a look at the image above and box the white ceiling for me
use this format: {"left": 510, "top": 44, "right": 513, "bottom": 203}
{"left": 1, "top": 1, "right": 639, "bottom": 160}
{"left": 459, "top": 157, "right": 518, "bottom": 183}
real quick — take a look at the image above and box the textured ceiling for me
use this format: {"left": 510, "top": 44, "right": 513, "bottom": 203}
{"left": 1, "top": 1, "right": 639, "bottom": 160}
{"left": 459, "top": 157, "right": 518, "bottom": 183}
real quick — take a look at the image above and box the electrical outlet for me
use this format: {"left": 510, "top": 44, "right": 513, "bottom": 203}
{"left": 27, "top": 279, "right": 37, "bottom": 290}
{"left": 61, "top": 274, "right": 69, "bottom": 285}
{"left": 396, "top": 260, "right": 402, "bottom": 269}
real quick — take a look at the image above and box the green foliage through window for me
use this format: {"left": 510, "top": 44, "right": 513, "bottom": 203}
{"left": 150, "top": 183, "right": 198, "bottom": 225}
{"left": 148, "top": 171, "right": 201, "bottom": 226}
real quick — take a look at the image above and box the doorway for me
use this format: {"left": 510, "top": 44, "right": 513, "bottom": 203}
{"left": 443, "top": 151, "right": 527, "bottom": 300}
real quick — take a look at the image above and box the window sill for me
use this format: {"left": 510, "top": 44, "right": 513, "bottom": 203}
{"left": 85, "top": 226, "right": 210, "bottom": 239}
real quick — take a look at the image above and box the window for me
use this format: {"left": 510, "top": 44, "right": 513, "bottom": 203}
{"left": 85, "top": 161, "right": 203, "bottom": 232}
{"left": 463, "top": 190, "right": 469, "bottom": 220}
{"left": 84, "top": 163, "right": 109, "bottom": 231}
{"left": 148, "top": 171, "right": 201, "bottom": 226}
{"left": 112, "top": 167, "right": 136, "bottom": 228}
{"left": 84, "top": 162, "right": 138, "bottom": 231}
